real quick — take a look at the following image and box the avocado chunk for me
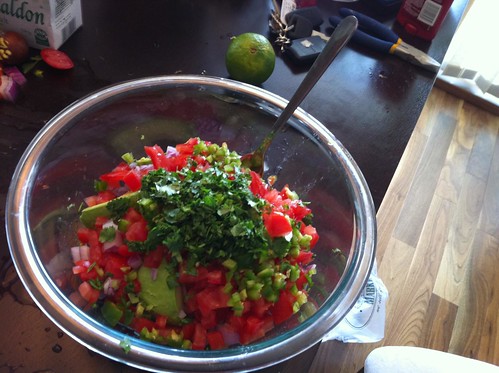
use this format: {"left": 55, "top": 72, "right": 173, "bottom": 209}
{"left": 80, "top": 191, "right": 140, "bottom": 228}
{"left": 138, "top": 260, "right": 184, "bottom": 325}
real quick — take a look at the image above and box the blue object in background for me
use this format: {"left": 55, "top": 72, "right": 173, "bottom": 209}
{"left": 329, "top": 8, "right": 441, "bottom": 72}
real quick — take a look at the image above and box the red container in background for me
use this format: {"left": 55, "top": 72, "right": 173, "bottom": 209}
{"left": 295, "top": 0, "right": 316, "bottom": 8}
{"left": 396, "top": 0, "right": 454, "bottom": 40}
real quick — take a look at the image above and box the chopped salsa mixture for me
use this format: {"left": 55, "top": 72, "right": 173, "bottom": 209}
{"left": 67, "top": 138, "right": 319, "bottom": 350}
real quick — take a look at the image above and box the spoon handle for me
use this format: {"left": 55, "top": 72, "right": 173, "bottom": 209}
{"left": 262, "top": 15, "right": 358, "bottom": 148}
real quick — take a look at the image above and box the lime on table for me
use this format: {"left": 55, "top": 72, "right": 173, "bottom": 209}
{"left": 225, "top": 33, "right": 276, "bottom": 85}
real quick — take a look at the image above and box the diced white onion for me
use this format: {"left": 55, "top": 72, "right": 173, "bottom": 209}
{"left": 71, "top": 246, "right": 81, "bottom": 262}
{"left": 102, "top": 220, "right": 118, "bottom": 229}
{"left": 71, "top": 245, "right": 90, "bottom": 262}
{"left": 79, "top": 245, "right": 90, "bottom": 261}
{"left": 103, "top": 277, "right": 115, "bottom": 296}
{"left": 166, "top": 146, "right": 179, "bottom": 158}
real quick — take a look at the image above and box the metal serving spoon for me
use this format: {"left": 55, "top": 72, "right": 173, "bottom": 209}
{"left": 241, "top": 15, "right": 358, "bottom": 174}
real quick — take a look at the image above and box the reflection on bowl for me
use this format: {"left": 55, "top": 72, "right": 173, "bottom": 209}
{"left": 6, "top": 75, "right": 376, "bottom": 372}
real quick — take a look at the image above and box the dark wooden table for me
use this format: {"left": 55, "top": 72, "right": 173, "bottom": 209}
{"left": 0, "top": 0, "right": 468, "bottom": 371}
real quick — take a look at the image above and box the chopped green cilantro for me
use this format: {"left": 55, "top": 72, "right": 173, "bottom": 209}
{"left": 107, "top": 198, "right": 132, "bottom": 220}
{"left": 130, "top": 166, "right": 268, "bottom": 270}
{"left": 88, "top": 278, "right": 103, "bottom": 290}
{"left": 99, "top": 226, "right": 117, "bottom": 243}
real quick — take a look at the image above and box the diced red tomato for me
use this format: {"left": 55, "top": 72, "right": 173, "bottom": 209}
{"left": 79, "top": 228, "right": 100, "bottom": 250}
{"left": 263, "top": 211, "right": 293, "bottom": 238}
{"left": 196, "top": 286, "right": 230, "bottom": 316}
{"left": 89, "top": 244, "right": 103, "bottom": 264}
{"left": 84, "top": 190, "right": 116, "bottom": 207}
{"left": 192, "top": 323, "right": 207, "bottom": 350}
{"left": 184, "top": 289, "right": 198, "bottom": 314}
{"left": 144, "top": 144, "right": 189, "bottom": 172}
{"left": 301, "top": 224, "right": 319, "bottom": 249}
{"left": 249, "top": 171, "right": 268, "bottom": 198}
{"left": 288, "top": 200, "right": 311, "bottom": 221}
{"left": 263, "top": 189, "right": 281, "bottom": 206}
{"left": 131, "top": 279, "right": 141, "bottom": 294}
{"left": 199, "top": 309, "right": 217, "bottom": 329}
{"left": 142, "top": 246, "right": 164, "bottom": 268}
{"left": 155, "top": 315, "right": 168, "bottom": 329}
{"left": 176, "top": 141, "right": 196, "bottom": 155}
{"left": 94, "top": 216, "right": 110, "bottom": 229}
{"left": 182, "top": 322, "right": 196, "bottom": 341}
{"left": 77, "top": 227, "right": 92, "bottom": 244}
{"left": 122, "top": 169, "right": 142, "bottom": 191}
{"left": 207, "top": 330, "right": 225, "bottom": 350}
{"left": 78, "top": 281, "right": 99, "bottom": 304}
{"left": 295, "top": 270, "right": 309, "bottom": 290}
{"left": 178, "top": 265, "right": 209, "bottom": 285}
{"left": 296, "top": 250, "right": 314, "bottom": 265}
{"left": 240, "top": 300, "right": 252, "bottom": 316}
{"left": 123, "top": 207, "right": 144, "bottom": 223}
{"left": 125, "top": 220, "right": 148, "bottom": 242}
{"left": 251, "top": 297, "right": 272, "bottom": 318}
{"left": 228, "top": 315, "right": 245, "bottom": 334}
{"left": 131, "top": 317, "right": 155, "bottom": 333}
{"left": 83, "top": 195, "right": 99, "bottom": 207}
{"left": 73, "top": 259, "right": 99, "bottom": 281}
{"left": 271, "top": 290, "right": 296, "bottom": 325}
{"left": 206, "top": 269, "right": 225, "bottom": 285}
{"left": 72, "top": 264, "right": 87, "bottom": 275}
{"left": 117, "top": 244, "right": 133, "bottom": 257}
{"left": 99, "top": 162, "right": 130, "bottom": 188}
{"left": 240, "top": 315, "right": 266, "bottom": 345}
{"left": 79, "top": 270, "right": 99, "bottom": 282}
{"left": 103, "top": 253, "right": 128, "bottom": 279}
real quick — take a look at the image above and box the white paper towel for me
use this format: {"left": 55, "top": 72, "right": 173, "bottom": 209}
{"left": 323, "top": 262, "right": 388, "bottom": 343}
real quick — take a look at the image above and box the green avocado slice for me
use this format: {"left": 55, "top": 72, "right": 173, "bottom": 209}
{"left": 80, "top": 191, "right": 140, "bottom": 228}
{"left": 137, "top": 260, "right": 184, "bottom": 325}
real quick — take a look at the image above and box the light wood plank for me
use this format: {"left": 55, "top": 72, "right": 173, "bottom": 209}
{"left": 434, "top": 100, "right": 473, "bottom": 203}
{"left": 393, "top": 112, "right": 457, "bottom": 247}
{"left": 465, "top": 103, "right": 499, "bottom": 181}
{"left": 449, "top": 230, "right": 499, "bottom": 362}
{"left": 478, "top": 131, "right": 499, "bottom": 239}
{"left": 376, "top": 129, "right": 428, "bottom": 259}
{"left": 419, "top": 293, "right": 458, "bottom": 351}
{"left": 384, "top": 195, "right": 454, "bottom": 346}
{"left": 308, "top": 87, "right": 499, "bottom": 371}
{"left": 433, "top": 173, "right": 486, "bottom": 304}
{"left": 376, "top": 238, "right": 417, "bottom": 316}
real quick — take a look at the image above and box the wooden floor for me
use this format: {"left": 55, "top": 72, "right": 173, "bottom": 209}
{"left": 309, "top": 87, "right": 499, "bottom": 372}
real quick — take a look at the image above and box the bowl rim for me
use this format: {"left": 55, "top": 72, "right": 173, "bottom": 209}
{"left": 5, "top": 74, "right": 376, "bottom": 372}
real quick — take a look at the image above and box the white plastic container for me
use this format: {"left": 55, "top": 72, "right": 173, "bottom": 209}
{"left": 0, "top": 0, "right": 82, "bottom": 49}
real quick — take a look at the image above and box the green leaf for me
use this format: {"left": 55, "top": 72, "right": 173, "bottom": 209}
{"left": 107, "top": 198, "right": 131, "bottom": 220}
{"left": 99, "top": 226, "right": 116, "bottom": 243}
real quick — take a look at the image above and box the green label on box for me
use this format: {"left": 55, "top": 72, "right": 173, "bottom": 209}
{"left": 34, "top": 28, "right": 49, "bottom": 46}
